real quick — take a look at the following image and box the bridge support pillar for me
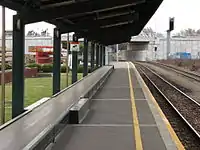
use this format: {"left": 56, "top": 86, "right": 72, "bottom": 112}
{"left": 96, "top": 44, "right": 99, "bottom": 68}
{"left": 72, "top": 34, "right": 78, "bottom": 84}
{"left": 53, "top": 28, "right": 61, "bottom": 95}
{"left": 83, "top": 38, "right": 88, "bottom": 77}
{"left": 12, "top": 15, "right": 25, "bottom": 118}
{"left": 91, "top": 42, "right": 95, "bottom": 71}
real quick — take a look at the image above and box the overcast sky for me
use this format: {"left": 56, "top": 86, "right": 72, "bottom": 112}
{"left": 0, "top": 0, "right": 200, "bottom": 35}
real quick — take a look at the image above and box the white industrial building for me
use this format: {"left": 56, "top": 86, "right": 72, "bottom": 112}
{"left": 0, "top": 32, "right": 83, "bottom": 54}
{"left": 2, "top": 31, "right": 200, "bottom": 62}
{"left": 120, "top": 33, "right": 200, "bottom": 61}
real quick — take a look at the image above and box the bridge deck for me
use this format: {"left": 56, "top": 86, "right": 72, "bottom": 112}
{"left": 51, "top": 62, "right": 180, "bottom": 150}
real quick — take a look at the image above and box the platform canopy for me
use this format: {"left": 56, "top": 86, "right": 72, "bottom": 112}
{"left": 0, "top": 0, "right": 163, "bottom": 45}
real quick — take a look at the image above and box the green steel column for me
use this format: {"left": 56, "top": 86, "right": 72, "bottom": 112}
{"left": 96, "top": 44, "right": 99, "bottom": 68}
{"left": 100, "top": 45, "right": 103, "bottom": 67}
{"left": 103, "top": 46, "right": 106, "bottom": 65}
{"left": 12, "top": 15, "right": 25, "bottom": 118}
{"left": 83, "top": 38, "right": 88, "bottom": 77}
{"left": 72, "top": 34, "right": 78, "bottom": 84}
{"left": 53, "top": 28, "right": 61, "bottom": 95}
{"left": 91, "top": 42, "right": 95, "bottom": 71}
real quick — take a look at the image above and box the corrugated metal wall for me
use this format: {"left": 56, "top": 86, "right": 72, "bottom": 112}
{"left": 152, "top": 38, "right": 200, "bottom": 60}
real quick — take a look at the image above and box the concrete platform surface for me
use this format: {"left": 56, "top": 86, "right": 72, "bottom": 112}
{"left": 51, "top": 62, "right": 181, "bottom": 150}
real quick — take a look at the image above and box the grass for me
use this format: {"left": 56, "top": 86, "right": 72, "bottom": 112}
{"left": 0, "top": 73, "right": 83, "bottom": 122}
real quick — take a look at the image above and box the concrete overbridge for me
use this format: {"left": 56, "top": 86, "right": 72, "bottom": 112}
{"left": 0, "top": 1, "right": 186, "bottom": 150}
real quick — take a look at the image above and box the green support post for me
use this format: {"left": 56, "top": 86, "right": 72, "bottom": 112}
{"left": 53, "top": 28, "right": 61, "bottom": 95}
{"left": 83, "top": 38, "right": 88, "bottom": 77}
{"left": 72, "top": 34, "right": 78, "bottom": 84}
{"left": 96, "top": 44, "right": 99, "bottom": 68}
{"left": 12, "top": 15, "right": 25, "bottom": 118}
{"left": 103, "top": 46, "right": 106, "bottom": 65}
{"left": 100, "top": 45, "right": 103, "bottom": 67}
{"left": 91, "top": 42, "right": 95, "bottom": 71}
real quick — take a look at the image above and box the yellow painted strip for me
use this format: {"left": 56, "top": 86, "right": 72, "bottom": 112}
{"left": 127, "top": 62, "right": 143, "bottom": 150}
{"left": 130, "top": 62, "right": 185, "bottom": 150}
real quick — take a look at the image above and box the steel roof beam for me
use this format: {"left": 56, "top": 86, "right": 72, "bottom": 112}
{"left": 41, "top": 0, "right": 89, "bottom": 9}
{"left": 0, "top": 0, "right": 22, "bottom": 10}
{"left": 77, "top": 22, "right": 140, "bottom": 38}
{"left": 97, "top": 11, "right": 133, "bottom": 20}
{"left": 104, "top": 40, "right": 130, "bottom": 46}
{"left": 78, "top": 25, "right": 138, "bottom": 43}
{"left": 100, "top": 21, "right": 133, "bottom": 29}
{"left": 20, "top": 0, "right": 145, "bottom": 24}
{"left": 74, "top": 0, "right": 162, "bottom": 45}
{"left": 62, "top": 12, "right": 139, "bottom": 31}
{"left": 102, "top": 37, "right": 131, "bottom": 45}
{"left": 52, "top": 12, "right": 139, "bottom": 34}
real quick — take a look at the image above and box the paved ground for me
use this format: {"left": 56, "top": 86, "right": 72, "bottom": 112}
{"left": 51, "top": 62, "right": 179, "bottom": 150}
{"left": 144, "top": 63, "right": 200, "bottom": 103}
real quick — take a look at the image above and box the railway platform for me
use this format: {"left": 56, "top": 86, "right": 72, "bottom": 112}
{"left": 50, "top": 62, "right": 183, "bottom": 150}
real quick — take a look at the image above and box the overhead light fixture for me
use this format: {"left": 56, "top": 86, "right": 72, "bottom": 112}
{"left": 41, "top": 0, "right": 89, "bottom": 9}
{"left": 96, "top": 11, "right": 135, "bottom": 20}
{"left": 100, "top": 21, "right": 134, "bottom": 28}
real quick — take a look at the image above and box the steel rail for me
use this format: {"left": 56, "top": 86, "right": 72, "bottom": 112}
{"left": 136, "top": 63, "right": 200, "bottom": 139}
{"left": 150, "top": 62, "right": 200, "bottom": 82}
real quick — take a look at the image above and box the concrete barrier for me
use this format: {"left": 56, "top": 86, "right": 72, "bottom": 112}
{"left": 69, "top": 65, "right": 114, "bottom": 124}
{"left": 22, "top": 65, "right": 114, "bottom": 150}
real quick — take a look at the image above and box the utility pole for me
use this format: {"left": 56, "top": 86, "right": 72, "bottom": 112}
{"left": 166, "top": 17, "right": 174, "bottom": 59}
{"left": 167, "top": 30, "right": 170, "bottom": 59}
{"left": 1, "top": 6, "right": 6, "bottom": 124}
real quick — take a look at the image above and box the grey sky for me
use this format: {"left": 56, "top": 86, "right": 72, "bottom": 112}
{"left": 146, "top": 0, "right": 200, "bottom": 33}
{"left": 1, "top": 0, "right": 200, "bottom": 35}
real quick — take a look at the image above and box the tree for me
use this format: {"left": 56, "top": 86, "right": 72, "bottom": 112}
{"left": 41, "top": 29, "right": 50, "bottom": 37}
{"left": 197, "top": 29, "right": 200, "bottom": 35}
{"left": 26, "top": 29, "right": 50, "bottom": 37}
{"left": 174, "top": 28, "right": 198, "bottom": 37}
{"left": 184, "top": 28, "right": 196, "bottom": 36}
{"left": 26, "top": 30, "right": 40, "bottom": 37}
{"left": 26, "top": 30, "right": 35, "bottom": 36}
{"left": 141, "top": 27, "right": 164, "bottom": 38}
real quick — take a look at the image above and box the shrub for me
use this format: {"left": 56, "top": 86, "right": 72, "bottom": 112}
{"left": 77, "top": 65, "right": 83, "bottom": 73}
{"left": 27, "top": 64, "right": 71, "bottom": 73}
{"left": 26, "top": 63, "right": 42, "bottom": 72}
{"left": 177, "top": 61, "right": 183, "bottom": 67}
{"left": 26, "top": 63, "right": 38, "bottom": 68}
{"left": 0, "top": 64, "right": 12, "bottom": 70}
{"left": 42, "top": 64, "right": 53, "bottom": 73}
{"left": 5, "top": 64, "right": 12, "bottom": 70}
{"left": 61, "top": 65, "right": 66, "bottom": 73}
{"left": 190, "top": 63, "right": 200, "bottom": 71}
{"left": 60, "top": 65, "right": 70, "bottom": 73}
{"left": 77, "top": 65, "right": 92, "bottom": 73}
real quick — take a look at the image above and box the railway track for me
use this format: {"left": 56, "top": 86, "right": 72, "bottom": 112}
{"left": 150, "top": 62, "right": 200, "bottom": 82}
{"left": 135, "top": 63, "right": 200, "bottom": 148}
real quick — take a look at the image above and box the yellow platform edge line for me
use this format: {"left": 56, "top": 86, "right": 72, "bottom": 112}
{"left": 127, "top": 62, "right": 143, "bottom": 150}
{"left": 130, "top": 62, "right": 185, "bottom": 150}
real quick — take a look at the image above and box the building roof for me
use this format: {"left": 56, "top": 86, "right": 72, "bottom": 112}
{"left": 0, "top": 0, "right": 163, "bottom": 45}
